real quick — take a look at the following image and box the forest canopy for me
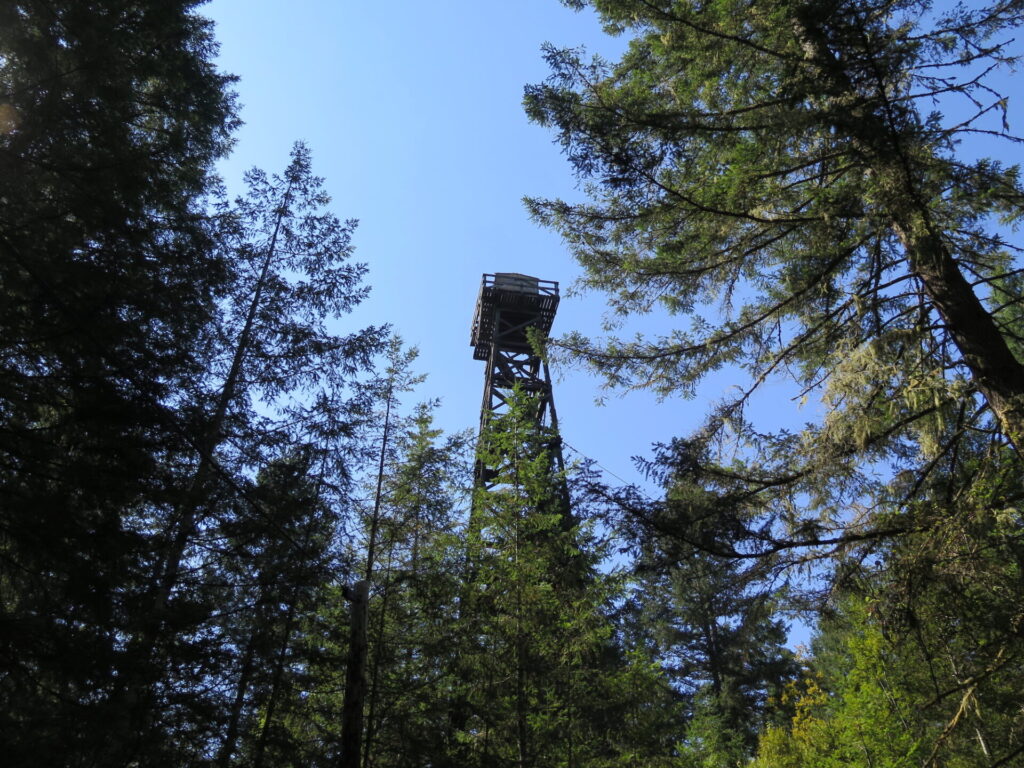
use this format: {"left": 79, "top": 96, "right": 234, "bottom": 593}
{"left": 1, "top": 1, "right": 1023, "bottom": 767}
{"left": 526, "top": 0, "right": 1024, "bottom": 765}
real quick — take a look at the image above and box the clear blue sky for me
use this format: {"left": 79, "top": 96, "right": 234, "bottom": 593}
{"left": 204, "top": 0, "right": 713, "bottom": 487}
{"left": 204, "top": 0, "right": 1023, "bottom": 493}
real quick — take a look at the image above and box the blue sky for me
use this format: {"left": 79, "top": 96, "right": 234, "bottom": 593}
{"left": 205, "top": 2, "right": 1022, "bottom": 650}
{"left": 205, "top": 0, "right": 1023, "bottom": 494}
{"left": 205, "top": 0, "right": 709, "bottom": 487}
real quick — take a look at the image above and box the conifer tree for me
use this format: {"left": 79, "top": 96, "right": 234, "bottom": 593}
{"left": 118, "top": 143, "right": 385, "bottom": 761}
{"left": 459, "top": 389, "right": 680, "bottom": 768}
{"left": 526, "top": 1, "right": 1024, "bottom": 759}
{"left": 634, "top": 543, "right": 795, "bottom": 767}
{"left": 527, "top": 0, "right": 1024, "bottom": 451}
{"left": 214, "top": 452, "right": 342, "bottom": 768}
{"left": 612, "top": 444, "right": 797, "bottom": 767}
{"left": 522, "top": 0, "right": 1024, "bottom": 599}
{"left": 266, "top": 401, "right": 472, "bottom": 768}
{"left": 0, "top": 3, "right": 236, "bottom": 763}
{"left": 524, "top": 0, "right": 1024, "bottom": 564}
{"left": 754, "top": 441, "right": 1024, "bottom": 768}
{"left": 360, "top": 404, "right": 473, "bottom": 767}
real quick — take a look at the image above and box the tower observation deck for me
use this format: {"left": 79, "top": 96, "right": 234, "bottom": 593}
{"left": 470, "top": 273, "right": 562, "bottom": 486}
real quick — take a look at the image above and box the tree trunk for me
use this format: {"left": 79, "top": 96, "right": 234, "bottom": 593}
{"left": 218, "top": 628, "right": 259, "bottom": 767}
{"left": 365, "top": 385, "right": 394, "bottom": 581}
{"left": 894, "top": 211, "right": 1024, "bottom": 454}
{"left": 252, "top": 597, "right": 300, "bottom": 768}
{"left": 516, "top": 631, "right": 529, "bottom": 768}
{"left": 363, "top": 542, "right": 396, "bottom": 768}
{"left": 794, "top": 12, "right": 1024, "bottom": 456}
{"left": 340, "top": 580, "right": 369, "bottom": 768}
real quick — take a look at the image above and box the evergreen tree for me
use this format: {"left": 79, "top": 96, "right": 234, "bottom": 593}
{"left": 359, "top": 403, "right": 473, "bottom": 768}
{"left": 269, "top": 400, "right": 474, "bottom": 768}
{"left": 458, "top": 389, "right": 679, "bottom": 768}
{"left": 357, "top": 338, "right": 428, "bottom": 585}
{"left": 525, "top": 1, "right": 1024, "bottom": 760}
{"left": 622, "top": 446, "right": 797, "bottom": 767}
{"left": 524, "top": 0, "right": 1024, "bottom": 571}
{"left": 751, "top": 423, "right": 1024, "bottom": 766}
{"left": 0, "top": 2, "right": 236, "bottom": 763}
{"left": 636, "top": 547, "right": 795, "bottom": 767}
{"left": 527, "top": 0, "right": 1024, "bottom": 450}
{"left": 118, "top": 143, "right": 385, "bottom": 762}
{"left": 214, "top": 452, "right": 342, "bottom": 768}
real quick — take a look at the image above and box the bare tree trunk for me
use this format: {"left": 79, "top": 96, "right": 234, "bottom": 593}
{"left": 363, "top": 541, "right": 397, "bottom": 768}
{"left": 364, "top": 384, "right": 394, "bottom": 581}
{"left": 340, "top": 580, "right": 369, "bottom": 768}
{"left": 217, "top": 625, "right": 260, "bottom": 767}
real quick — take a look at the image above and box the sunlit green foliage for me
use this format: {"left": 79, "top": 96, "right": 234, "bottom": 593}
{"left": 458, "top": 389, "right": 679, "bottom": 767}
{"left": 527, "top": 0, "right": 1024, "bottom": 764}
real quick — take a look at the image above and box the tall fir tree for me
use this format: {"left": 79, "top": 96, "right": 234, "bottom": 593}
{"left": 114, "top": 143, "right": 385, "bottom": 763}
{"left": 527, "top": 0, "right": 1024, "bottom": 449}
{"left": 212, "top": 451, "right": 344, "bottom": 768}
{"left": 458, "top": 389, "right": 680, "bottom": 768}
{"left": 0, "top": 2, "right": 237, "bottom": 764}
{"left": 524, "top": 0, "right": 1024, "bottom": 568}
{"left": 631, "top": 532, "right": 796, "bottom": 765}
{"left": 359, "top": 403, "right": 474, "bottom": 768}
{"left": 525, "top": 0, "right": 1024, "bottom": 760}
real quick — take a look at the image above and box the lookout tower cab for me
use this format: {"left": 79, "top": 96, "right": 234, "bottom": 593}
{"left": 471, "top": 273, "right": 559, "bottom": 363}
{"left": 470, "top": 272, "right": 560, "bottom": 460}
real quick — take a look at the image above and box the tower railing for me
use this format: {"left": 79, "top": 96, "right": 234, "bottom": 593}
{"left": 471, "top": 273, "right": 559, "bottom": 362}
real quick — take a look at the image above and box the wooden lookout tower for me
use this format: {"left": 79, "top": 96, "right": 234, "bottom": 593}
{"left": 470, "top": 273, "right": 563, "bottom": 486}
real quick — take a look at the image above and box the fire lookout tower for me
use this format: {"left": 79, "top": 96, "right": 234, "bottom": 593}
{"left": 470, "top": 273, "right": 564, "bottom": 486}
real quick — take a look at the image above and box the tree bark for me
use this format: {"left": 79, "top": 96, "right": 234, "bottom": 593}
{"left": 218, "top": 628, "right": 259, "bottom": 767}
{"left": 252, "top": 597, "right": 300, "bottom": 768}
{"left": 365, "top": 383, "right": 393, "bottom": 581}
{"left": 340, "top": 580, "right": 369, "bottom": 768}
{"left": 794, "top": 12, "right": 1024, "bottom": 456}
{"left": 894, "top": 211, "right": 1024, "bottom": 455}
